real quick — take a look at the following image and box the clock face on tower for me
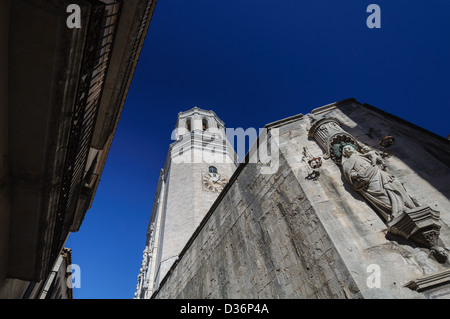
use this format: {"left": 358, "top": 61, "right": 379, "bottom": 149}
{"left": 202, "top": 172, "right": 228, "bottom": 193}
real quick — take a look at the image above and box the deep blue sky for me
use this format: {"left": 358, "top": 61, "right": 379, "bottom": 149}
{"left": 66, "top": 0, "right": 450, "bottom": 298}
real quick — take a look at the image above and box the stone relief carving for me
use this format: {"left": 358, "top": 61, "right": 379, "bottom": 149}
{"left": 340, "top": 143, "right": 416, "bottom": 222}
{"left": 308, "top": 115, "right": 448, "bottom": 263}
{"left": 135, "top": 222, "right": 156, "bottom": 298}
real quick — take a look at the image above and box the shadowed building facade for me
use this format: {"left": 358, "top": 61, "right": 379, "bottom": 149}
{"left": 0, "top": 0, "right": 157, "bottom": 298}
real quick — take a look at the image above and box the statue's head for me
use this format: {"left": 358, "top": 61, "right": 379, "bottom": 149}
{"left": 431, "top": 246, "right": 448, "bottom": 263}
{"left": 342, "top": 145, "right": 356, "bottom": 157}
{"left": 333, "top": 142, "right": 357, "bottom": 158}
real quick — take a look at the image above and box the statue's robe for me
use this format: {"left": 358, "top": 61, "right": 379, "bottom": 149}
{"left": 342, "top": 154, "right": 415, "bottom": 221}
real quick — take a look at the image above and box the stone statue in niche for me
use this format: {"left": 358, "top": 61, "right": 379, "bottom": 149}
{"left": 339, "top": 142, "right": 416, "bottom": 222}
{"left": 308, "top": 115, "right": 448, "bottom": 263}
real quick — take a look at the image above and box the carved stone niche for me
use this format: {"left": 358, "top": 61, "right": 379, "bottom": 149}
{"left": 307, "top": 115, "right": 448, "bottom": 263}
{"left": 308, "top": 116, "right": 359, "bottom": 164}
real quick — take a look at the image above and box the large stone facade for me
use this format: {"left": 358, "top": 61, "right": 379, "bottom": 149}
{"left": 150, "top": 99, "right": 450, "bottom": 299}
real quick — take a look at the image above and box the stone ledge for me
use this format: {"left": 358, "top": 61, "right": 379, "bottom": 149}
{"left": 405, "top": 269, "right": 450, "bottom": 292}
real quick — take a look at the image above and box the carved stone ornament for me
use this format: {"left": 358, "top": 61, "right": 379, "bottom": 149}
{"left": 308, "top": 115, "right": 448, "bottom": 263}
{"left": 379, "top": 135, "right": 395, "bottom": 148}
{"left": 308, "top": 117, "right": 359, "bottom": 165}
{"left": 388, "top": 206, "right": 447, "bottom": 263}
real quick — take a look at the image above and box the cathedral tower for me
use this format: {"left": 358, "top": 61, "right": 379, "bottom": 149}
{"left": 135, "top": 107, "right": 237, "bottom": 298}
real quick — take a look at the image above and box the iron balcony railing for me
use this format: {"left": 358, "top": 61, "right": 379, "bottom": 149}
{"left": 49, "top": 0, "right": 123, "bottom": 266}
{"left": 104, "top": 0, "right": 156, "bottom": 141}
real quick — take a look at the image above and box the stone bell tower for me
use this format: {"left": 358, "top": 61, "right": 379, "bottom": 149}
{"left": 134, "top": 107, "right": 237, "bottom": 298}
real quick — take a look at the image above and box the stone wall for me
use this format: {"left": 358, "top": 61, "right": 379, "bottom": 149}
{"left": 154, "top": 146, "right": 362, "bottom": 298}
